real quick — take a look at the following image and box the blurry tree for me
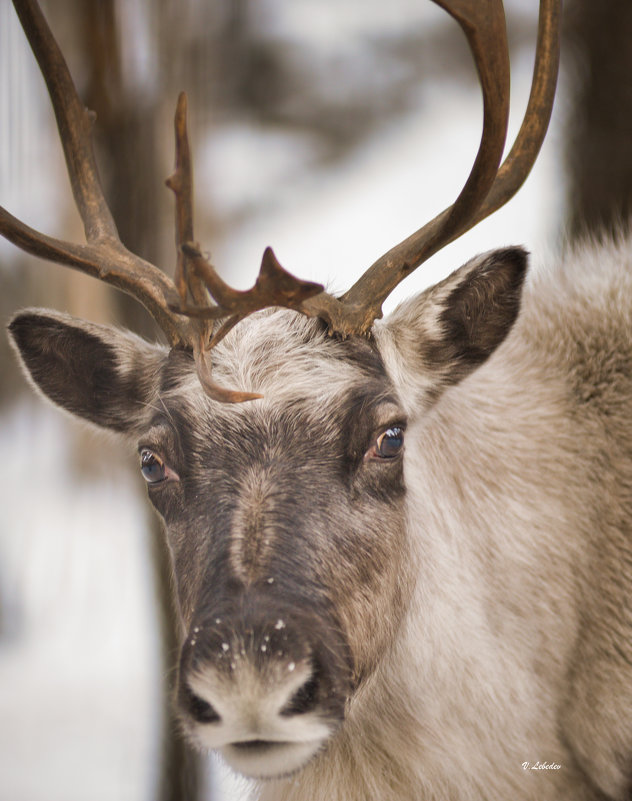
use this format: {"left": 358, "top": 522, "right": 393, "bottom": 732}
{"left": 80, "top": 0, "right": 172, "bottom": 337}
{"left": 565, "top": 0, "right": 632, "bottom": 238}
{"left": 76, "top": 0, "right": 204, "bottom": 798}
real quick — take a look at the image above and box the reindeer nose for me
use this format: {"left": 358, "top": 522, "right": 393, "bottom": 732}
{"left": 180, "top": 613, "right": 316, "bottom": 720}
{"left": 176, "top": 599, "right": 352, "bottom": 778}
{"left": 179, "top": 611, "right": 334, "bottom": 722}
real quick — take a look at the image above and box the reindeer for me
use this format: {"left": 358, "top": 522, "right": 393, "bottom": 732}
{"left": 4, "top": 0, "right": 632, "bottom": 799}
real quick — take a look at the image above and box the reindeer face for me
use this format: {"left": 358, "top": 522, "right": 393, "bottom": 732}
{"left": 8, "top": 306, "right": 413, "bottom": 777}
{"left": 138, "top": 320, "right": 411, "bottom": 777}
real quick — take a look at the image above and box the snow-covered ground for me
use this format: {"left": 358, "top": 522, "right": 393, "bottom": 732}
{"left": 0, "top": 0, "right": 565, "bottom": 799}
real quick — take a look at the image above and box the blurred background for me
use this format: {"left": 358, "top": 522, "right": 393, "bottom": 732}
{"left": 1, "top": 0, "right": 631, "bottom": 799}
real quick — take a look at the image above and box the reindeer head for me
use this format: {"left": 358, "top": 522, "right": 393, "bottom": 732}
{"left": 3, "top": 0, "right": 558, "bottom": 781}
{"left": 9, "top": 243, "right": 528, "bottom": 777}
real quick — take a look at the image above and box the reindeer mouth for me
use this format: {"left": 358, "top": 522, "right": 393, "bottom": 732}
{"left": 231, "top": 739, "right": 288, "bottom": 752}
{"left": 222, "top": 738, "right": 324, "bottom": 779}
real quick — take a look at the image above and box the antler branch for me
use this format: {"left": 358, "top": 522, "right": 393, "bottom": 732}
{"left": 176, "top": 246, "right": 323, "bottom": 325}
{"left": 475, "top": 0, "right": 561, "bottom": 220}
{"left": 1, "top": 0, "right": 191, "bottom": 347}
{"left": 303, "top": 0, "right": 561, "bottom": 335}
{"left": 164, "top": 93, "right": 267, "bottom": 401}
{"left": 2, "top": 0, "right": 561, "bottom": 400}
{"left": 0, "top": 205, "right": 185, "bottom": 343}
{"left": 165, "top": 92, "right": 211, "bottom": 312}
{"left": 11, "top": 0, "right": 118, "bottom": 244}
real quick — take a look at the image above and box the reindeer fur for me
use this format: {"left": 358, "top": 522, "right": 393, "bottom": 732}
{"left": 8, "top": 238, "right": 632, "bottom": 801}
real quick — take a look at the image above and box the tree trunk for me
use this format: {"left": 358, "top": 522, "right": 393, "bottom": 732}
{"left": 78, "top": 2, "right": 204, "bottom": 798}
{"left": 565, "top": 0, "right": 632, "bottom": 238}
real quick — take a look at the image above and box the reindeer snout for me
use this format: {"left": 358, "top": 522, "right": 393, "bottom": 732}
{"left": 176, "top": 597, "right": 352, "bottom": 778}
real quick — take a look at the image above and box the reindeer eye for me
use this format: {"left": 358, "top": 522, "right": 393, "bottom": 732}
{"left": 140, "top": 449, "right": 168, "bottom": 484}
{"left": 369, "top": 426, "right": 405, "bottom": 460}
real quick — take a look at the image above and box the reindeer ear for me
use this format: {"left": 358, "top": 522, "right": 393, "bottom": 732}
{"left": 376, "top": 247, "right": 528, "bottom": 409}
{"left": 8, "top": 309, "right": 167, "bottom": 433}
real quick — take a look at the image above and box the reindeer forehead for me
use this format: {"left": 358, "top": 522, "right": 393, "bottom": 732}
{"left": 161, "top": 311, "right": 390, "bottom": 424}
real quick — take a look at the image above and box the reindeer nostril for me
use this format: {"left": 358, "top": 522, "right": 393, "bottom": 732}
{"left": 281, "top": 672, "right": 320, "bottom": 716}
{"left": 185, "top": 687, "right": 221, "bottom": 724}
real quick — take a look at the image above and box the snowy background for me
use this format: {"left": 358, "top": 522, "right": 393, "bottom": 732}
{"left": 0, "top": 0, "right": 566, "bottom": 799}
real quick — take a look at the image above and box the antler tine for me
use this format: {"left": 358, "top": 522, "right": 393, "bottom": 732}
{"left": 304, "top": 0, "right": 561, "bottom": 336}
{"left": 165, "top": 94, "right": 267, "bottom": 403}
{"left": 474, "top": 0, "right": 561, "bottom": 223}
{"left": 0, "top": 0, "right": 189, "bottom": 347}
{"left": 166, "top": 92, "right": 215, "bottom": 316}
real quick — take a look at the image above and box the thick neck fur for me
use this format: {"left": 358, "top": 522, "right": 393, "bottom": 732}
{"left": 260, "top": 237, "right": 632, "bottom": 801}
{"left": 259, "top": 373, "right": 589, "bottom": 801}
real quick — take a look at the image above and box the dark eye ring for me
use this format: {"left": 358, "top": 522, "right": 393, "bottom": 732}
{"left": 140, "top": 449, "right": 178, "bottom": 484}
{"left": 369, "top": 426, "right": 405, "bottom": 460}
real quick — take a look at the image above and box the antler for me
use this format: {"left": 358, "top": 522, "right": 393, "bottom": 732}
{"left": 172, "top": 0, "right": 560, "bottom": 337}
{"left": 0, "top": 0, "right": 191, "bottom": 348}
{"left": 0, "top": 0, "right": 322, "bottom": 401}
{"left": 303, "top": 0, "right": 562, "bottom": 335}
{"left": 163, "top": 92, "right": 323, "bottom": 401}
{"left": 1, "top": 0, "right": 560, "bottom": 401}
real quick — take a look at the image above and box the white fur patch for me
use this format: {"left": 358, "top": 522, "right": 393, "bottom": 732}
{"left": 188, "top": 657, "right": 333, "bottom": 778}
